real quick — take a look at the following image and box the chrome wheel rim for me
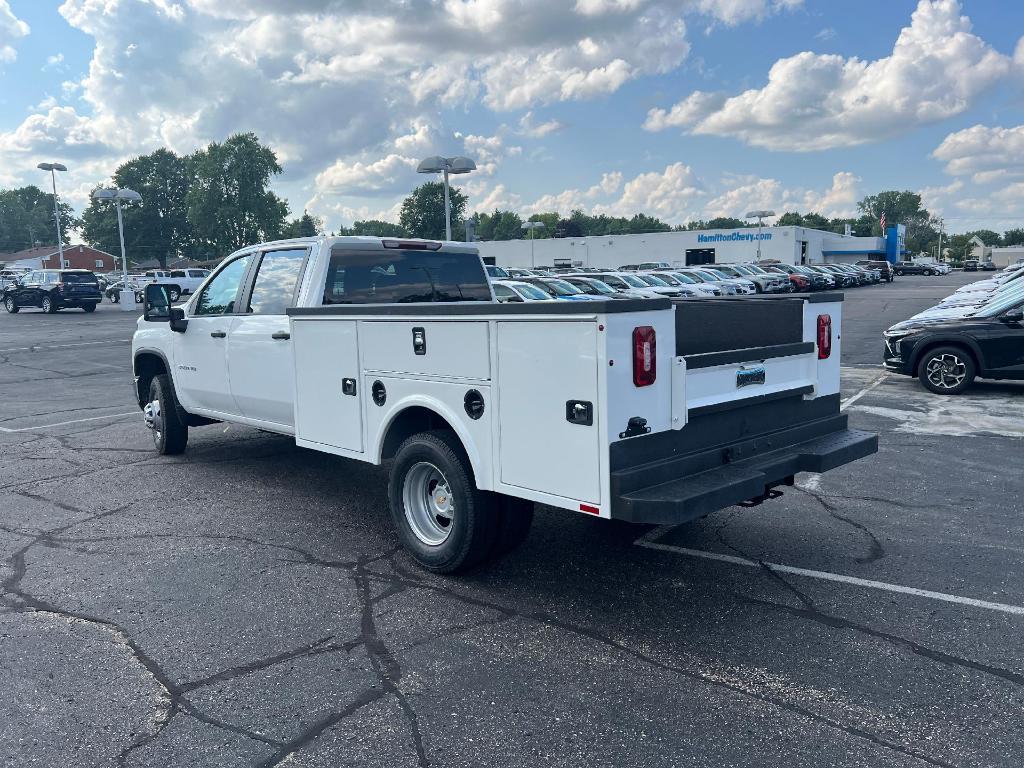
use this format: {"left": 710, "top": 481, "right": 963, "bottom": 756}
{"left": 4, "top": 298, "right": 13, "bottom": 311}
{"left": 143, "top": 398, "right": 162, "bottom": 443}
{"left": 925, "top": 354, "right": 967, "bottom": 389}
{"left": 42, "top": 298, "right": 51, "bottom": 311}
{"left": 402, "top": 461, "right": 454, "bottom": 546}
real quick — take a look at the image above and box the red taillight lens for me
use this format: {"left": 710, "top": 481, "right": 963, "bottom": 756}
{"left": 817, "top": 314, "right": 832, "bottom": 359}
{"left": 632, "top": 326, "right": 656, "bottom": 386}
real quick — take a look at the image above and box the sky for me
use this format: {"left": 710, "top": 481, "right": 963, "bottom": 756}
{"left": 0, "top": 0, "right": 1022, "bottom": 238}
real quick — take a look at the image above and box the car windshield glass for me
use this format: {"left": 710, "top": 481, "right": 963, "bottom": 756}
{"left": 639, "top": 275, "right": 669, "bottom": 286}
{"left": 323, "top": 248, "right": 491, "bottom": 304}
{"left": 61, "top": 273, "right": 97, "bottom": 284}
{"left": 652, "top": 273, "right": 681, "bottom": 285}
{"left": 694, "top": 270, "right": 721, "bottom": 281}
{"left": 976, "top": 293, "right": 1024, "bottom": 317}
{"left": 669, "top": 273, "right": 696, "bottom": 284}
{"left": 617, "top": 274, "right": 647, "bottom": 288}
{"left": 583, "top": 279, "right": 616, "bottom": 294}
{"left": 518, "top": 284, "right": 550, "bottom": 300}
{"left": 486, "top": 265, "right": 509, "bottom": 279}
{"left": 745, "top": 265, "right": 767, "bottom": 274}
{"left": 537, "top": 279, "right": 580, "bottom": 296}
{"left": 731, "top": 265, "right": 755, "bottom": 275}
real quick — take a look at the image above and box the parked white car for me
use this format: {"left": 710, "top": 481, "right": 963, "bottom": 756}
{"left": 492, "top": 280, "right": 553, "bottom": 302}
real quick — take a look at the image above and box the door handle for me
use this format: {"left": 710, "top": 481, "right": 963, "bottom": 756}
{"left": 271, "top": 331, "right": 290, "bottom": 340}
{"left": 210, "top": 330, "right": 226, "bottom": 338}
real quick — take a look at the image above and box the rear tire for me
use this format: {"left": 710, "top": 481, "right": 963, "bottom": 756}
{"left": 388, "top": 430, "right": 499, "bottom": 573}
{"left": 168, "top": 286, "right": 181, "bottom": 302}
{"left": 917, "top": 346, "right": 976, "bottom": 395}
{"left": 111, "top": 292, "right": 120, "bottom": 303}
{"left": 41, "top": 295, "right": 56, "bottom": 313}
{"left": 147, "top": 374, "right": 188, "bottom": 454}
{"left": 4, "top": 296, "right": 17, "bottom": 313}
{"left": 923, "top": 269, "right": 934, "bottom": 276}
{"left": 895, "top": 269, "right": 904, "bottom": 276}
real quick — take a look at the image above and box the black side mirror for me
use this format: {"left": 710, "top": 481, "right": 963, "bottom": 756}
{"left": 169, "top": 307, "right": 188, "bottom": 333}
{"left": 143, "top": 284, "right": 170, "bottom": 322}
{"left": 1000, "top": 308, "right": 1023, "bottom": 324}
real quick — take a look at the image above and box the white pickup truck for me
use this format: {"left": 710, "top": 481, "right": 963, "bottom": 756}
{"left": 133, "top": 236, "right": 876, "bottom": 572}
{"left": 143, "top": 269, "right": 212, "bottom": 300}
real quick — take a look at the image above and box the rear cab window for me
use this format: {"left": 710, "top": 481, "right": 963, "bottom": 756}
{"left": 322, "top": 248, "right": 492, "bottom": 305}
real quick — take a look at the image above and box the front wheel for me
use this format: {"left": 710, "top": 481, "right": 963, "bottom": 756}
{"left": 923, "top": 270, "right": 934, "bottom": 276}
{"left": 41, "top": 295, "right": 56, "bottom": 313}
{"left": 4, "top": 296, "right": 18, "bottom": 313}
{"left": 110, "top": 292, "right": 120, "bottom": 303}
{"left": 895, "top": 270, "right": 904, "bottom": 276}
{"left": 167, "top": 286, "right": 181, "bottom": 302}
{"left": 388, "top": 430, "right": 499, "bottom": 573}
{"left": 82, "top": 303, "right": 96, "bottom": 313}
{"left": 917, "top": 346, "right": 976, "bottom": 395}
{"left": 146, "top": 374, "right": 188, "bottom": 454}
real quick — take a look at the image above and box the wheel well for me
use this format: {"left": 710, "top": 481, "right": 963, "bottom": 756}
{"left": 912, "top": 340, "right": 980, "bottom": 375}
{"left": 133, "top": 352, "right": 168, "bottom": 407}
{"left": 380, "top": 406, "right": 461, "bottom": 463}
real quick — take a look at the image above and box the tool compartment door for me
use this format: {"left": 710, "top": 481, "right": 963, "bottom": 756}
{"left": 496, "top": 320, "right": 601, "bottom": 505}
{"left": 292, "top": 319, "right": 363, "bottom": 453}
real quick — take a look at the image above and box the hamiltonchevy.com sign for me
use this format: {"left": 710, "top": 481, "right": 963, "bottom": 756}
{"left": 697, "top": 231, "right": 773, "bottom": 243}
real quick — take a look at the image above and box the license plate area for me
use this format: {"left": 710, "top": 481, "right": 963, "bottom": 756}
{"left": 736, "top": 366, "right": 766, "bottom": 388}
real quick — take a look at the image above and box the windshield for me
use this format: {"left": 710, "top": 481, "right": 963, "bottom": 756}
{"left": 976, "top": 293, "right": 1024, "bottom": 318}
{"left": 516, "top": 284, "right": 551, "bottom": 300}
{"left": 583, "top": 279, "right": 616, "bottom": 295}
{"left": 617, "top": 273, "right": 648, "bottom": 288}
{"left": 652, "top": 273, "right": 681, "bottom": 285}
{"left": 668, "top": 273, "right": 696, "bottom": 284}
{"left": 695, "top": 270, "right": 724, "bottom": 282}
{"left": 744, "top": 265, "right": 767, "bottom": 274}
{"left": 638, "top": 274, "right": 669, "bottom": 286}
{"left": 486, "top": 265, "right": 509, "bottom": 279}
{"left": 538, "top": 279, "right": 581, "bottom": 296}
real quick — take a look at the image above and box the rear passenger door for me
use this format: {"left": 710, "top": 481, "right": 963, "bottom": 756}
{"left": 226, "top": 247, "right": 308, "bottom": 427}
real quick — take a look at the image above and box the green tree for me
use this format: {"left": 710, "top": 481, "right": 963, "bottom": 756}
{"left": 80, "top": 148, "right": 192, "bottom": 267}
{"left": 282, "top": 211, "right": 323, "bottom": 239}
{"left": 527, "top": 212, "right": 559, "bottom": 238}
{"left": 348, "top": 219, "right": 406, "bottom": 237}
{"left": 186, "top": 133, "right": 289, "bottom": 257}
{"left": 857, "top": 190, "right": 937, "bottom": 254}
{"left": 1002, "top": 228, "right": 1024, "bottom": 246}
{"left": 0, "top": 185, "right": 78, "bottom": 253}
{"left": 399, "top": 182, "right": 467, "bottom": 240}
{"left": 475, "top": 209, "right": 523, "bottom": 241}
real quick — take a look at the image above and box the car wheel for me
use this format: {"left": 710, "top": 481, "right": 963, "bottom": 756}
{"left": 3, "top": 296, "right": 18, "bottom": 313}
{"left": 917, "top": 346, "right": 976, "bottom": 395}
{"left": 388, "top": 430, "right": 499, "bottom": 573}
{"left": 895, "top": 270, "right": 904, "bottom": 276}
{"left": 82, "top": 303, "right": 96, "bottom": 313}
{"left": 146, "top": 374, "right": 188, "bottom": 455}
{"left": 41, "top": 295, "right": 56, "bottom": 313}
{"left": 168, "top": 287, "right": 181, "bottom": 301}
{"left": 110, "top": 292, "right": 120, "bottom": 303}
{"left": 923, "top": 269, "right": 933, "bottom": 276}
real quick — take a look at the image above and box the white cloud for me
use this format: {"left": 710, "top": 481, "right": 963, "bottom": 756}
{"left": 815, "top": 27, "right": 836, "bottom": 41}
{"left": 314, "top": 154, "right": 419, "bottom": 194}
{"left": 692, "top": 0, "right": 803, "bottom": 26}
{"left": 517, "top": 111, "right": 566, "bottom": 138}
{"left": 44, "top": 53, "right": 65, "bottom": 70}
{"left": 645, "top": 0, "right": 1012, "bottom": 151}
{"left": 0, "top": 0, "right": 29, "bottom": 65}
{"left": 932, "top": 124, "right": 1024, "bottom": 182}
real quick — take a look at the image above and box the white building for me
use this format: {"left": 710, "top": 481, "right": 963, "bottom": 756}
{"left": 477, "top": 226, "right": 889, "bottom": 270}
{"left": 986, "top": 245, "right": 1024, "bottom": 268}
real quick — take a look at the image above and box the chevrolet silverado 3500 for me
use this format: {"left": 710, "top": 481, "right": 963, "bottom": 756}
{"left": 133, "top": 236, "right": 877, "bottom": 572}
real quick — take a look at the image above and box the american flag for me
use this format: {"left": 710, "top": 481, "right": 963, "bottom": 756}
{"left": 880, "top": 212, "right": 887, "bottom": 232}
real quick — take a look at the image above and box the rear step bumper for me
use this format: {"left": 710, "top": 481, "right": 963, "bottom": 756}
{"left": 610, "top": 396, "right": 877, "bottom": 525}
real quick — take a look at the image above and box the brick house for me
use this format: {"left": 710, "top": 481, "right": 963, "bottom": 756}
{"left": 0, "top": 244, "right": 119, "bottom": 272}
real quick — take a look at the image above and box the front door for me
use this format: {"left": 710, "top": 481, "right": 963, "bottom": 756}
{"left": 171, "top": 254, "right": 252, "bottom": 415}
{"left": 227, "top": 248, "right": 307, "bottom": 426}
{"left": 977, "top": 310, "right": 1024, "bottom": 377}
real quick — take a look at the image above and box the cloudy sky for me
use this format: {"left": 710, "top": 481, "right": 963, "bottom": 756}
{"left": 0, "top": 0, "right": 1022, "bottom": 235}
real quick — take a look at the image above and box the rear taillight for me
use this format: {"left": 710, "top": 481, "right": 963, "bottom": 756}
{"left": 632, "top": 326, "right": 656, "bottom": 386}
{"left": 817, "top": 314, "right": 832, "bottom": 359}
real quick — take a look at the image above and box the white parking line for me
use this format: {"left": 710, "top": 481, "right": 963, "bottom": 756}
{"left": 0, "top": 411, "right": 139, "bottom": 433}
{"left": 635, "top": 527, "right": 1024, "bottom": 616}
{"left": 840, "top": 371, "right": 889, "bottom": 410}
{"left": 0, "top": 338, "right": 131, "bottom": 353}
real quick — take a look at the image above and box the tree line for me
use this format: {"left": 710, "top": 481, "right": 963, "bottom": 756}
{"left": 1, "top": 131, "right": 1022, "bottom": 266}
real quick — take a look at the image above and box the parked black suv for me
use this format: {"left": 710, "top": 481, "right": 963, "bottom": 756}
{"left": 856, "top": 259, "right": 895, "bottom": 282}
{"left": 894, "top": 260, "right": 937, "bottom": 276}
{"left": 2, "top": 269, "right": 102, "bottom": 313}
{"left": 883, "top": 296, "right": 1024, "bottom": 394}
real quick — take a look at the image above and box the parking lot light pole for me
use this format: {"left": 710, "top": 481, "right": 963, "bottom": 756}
{"left": 92, "top": 187, "right": 143, "bottom": 311}
{"left": 417, "top": 156, "right": 477, "bottom": 241}
{"left": 521, "top": 220, "right": 545, "bottom": 265}
{"left": 37, "top": 163, "right": 67, "bottom": 267}
{"left": 745, "top": 209, "right": 775, "bottom": 263}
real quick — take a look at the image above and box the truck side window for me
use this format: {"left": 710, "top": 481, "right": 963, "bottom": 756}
{"left": 193, "top": 255, "right": 251, "bottom": 316}
{"left": 247, "top": 249, "right": 306, "bottom": 314}
{"left": 322, "top": 249, "right": 491, "bottom": 304}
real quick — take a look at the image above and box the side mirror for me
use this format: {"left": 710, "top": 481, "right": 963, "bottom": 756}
{"left": 169, "top": 307, "right": 188, "bottom": 333}
{"left": 143, "top": 284, "right": 170, "bottom": 322}
{"left": 1000, "top": 308, "right": 1023, "bottom": 324}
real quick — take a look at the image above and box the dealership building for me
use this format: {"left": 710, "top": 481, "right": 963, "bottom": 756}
{"left": 477, "top": 225, "right": 906, "bottom": 270}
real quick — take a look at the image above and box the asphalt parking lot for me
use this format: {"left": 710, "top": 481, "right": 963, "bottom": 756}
{"left": 1, "top": 274, "right": 1022, "bottom": 768}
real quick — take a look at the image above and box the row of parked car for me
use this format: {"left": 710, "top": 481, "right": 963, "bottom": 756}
{"left": 883, "top": 262, "right": 1024, "bottom": 394}
{"left": 1, "top": 267, "right": 211, "bottom": 313}
{"left": 484, "top": 259, "right": 892, "bottom": 303}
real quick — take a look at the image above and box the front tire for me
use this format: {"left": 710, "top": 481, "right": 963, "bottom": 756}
{"left": 4, "top": 296, "right": 18, "bottom": 313}
{"left": 923, "top": 270, "right": 934, "bottom": 276}
{"left": 917, "top": 346, "right": 976, "bottom": 395}
{"left": 895, "top": 269, "right": 904, "bottom": 276}
{"left": 146, "top": 374, "right": 188, "bottom": 454}
{"left": 388, "top": 430, "right": 498, "bottom": 573}
{"left": 41, "top": 295, "right": 56, "bottom": 313}
{"left": 82, "top": 303, "right": 96, "bottom": 313}
{"left": 168, "top": 286, "right": 181, "bottom": 302}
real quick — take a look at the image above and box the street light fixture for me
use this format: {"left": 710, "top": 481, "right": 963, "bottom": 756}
{"left": 37, "top": 162, "right": 67, "bottom": 267}
{"left": 521, "top": 220, "right": 545, "bottom": 266}
{"left": 417, "top": 155, "right": 476, "bottom": 241}
{"left": 744, "top": 209, "right": 775, "bottom": 263}
{"left": 92, "top": 187, "right": 143, "bottom": 311}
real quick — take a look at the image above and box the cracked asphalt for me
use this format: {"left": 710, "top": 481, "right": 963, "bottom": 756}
{"left": 1, "top": 272, "right": 1022, "bottom": 767}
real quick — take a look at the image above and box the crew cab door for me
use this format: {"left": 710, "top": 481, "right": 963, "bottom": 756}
{"left": 977, "top": 307, "right": 1024, "bottom": 377}
{"left": 171, "top": 253, "right": 252, "bottom": 416}
{"left": 226, "top": 247, "right": 308, "bottom": 427}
